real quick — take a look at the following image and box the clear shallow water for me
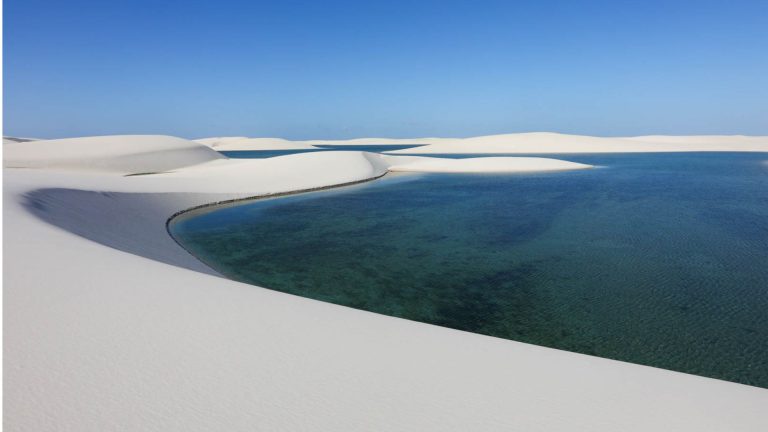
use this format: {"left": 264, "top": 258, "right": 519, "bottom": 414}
{"left": 221, "top": 144, "right": 426, "bottom": 159}
{"left": 170, "top": 153, "right": 768, "bottom": 388}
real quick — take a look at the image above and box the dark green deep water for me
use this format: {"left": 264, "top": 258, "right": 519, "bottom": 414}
{"left": 170, "top": 153, "right": 768, "bottom": 388}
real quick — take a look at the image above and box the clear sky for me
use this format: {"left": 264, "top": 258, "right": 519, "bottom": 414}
{"left": 4, "top": 0, "right": 768, "bottom": 139}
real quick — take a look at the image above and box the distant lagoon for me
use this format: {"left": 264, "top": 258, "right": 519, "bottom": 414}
{"left": 171, "top": 152, "right": 768, "bottom": 388}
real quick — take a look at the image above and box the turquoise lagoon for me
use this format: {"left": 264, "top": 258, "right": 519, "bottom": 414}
{"left": 170, "top": 153, "right": 768, "bottom": 388}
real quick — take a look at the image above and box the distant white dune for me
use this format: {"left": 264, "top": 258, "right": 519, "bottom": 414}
{"left": 385, "top": 155, "right": 592, "bottom": 173}
{"left": 4, "top": 135, "right": 593, "bottom": 175}
{"left": 4, "top": 135, "right": 224, "bottom": 174}
{"left": 623, "top": 134, "right": 762, "bottom": 144}
{"left": 193, "top": 136, "right": 248, "bottom": 147}
{"left": 387, "top": 132, "right": 768, "bottom": 154}
{"left": 194, "top": 132, "right": 768, "bottom": 153}
{"left": 195, "top": 136, "right": 320, "bottom": 150}
{"left": 302, "top": 137, "right": 449, "bottom": 146}
{"left": 4, "top": 134, "right": 768, "bottom": 431}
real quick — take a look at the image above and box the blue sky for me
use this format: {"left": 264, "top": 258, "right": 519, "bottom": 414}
{"left": 4, "top": 0, "right": 768, "bottom": 139}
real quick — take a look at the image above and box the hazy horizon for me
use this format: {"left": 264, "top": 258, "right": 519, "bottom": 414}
{"left": 4, "top": 0, "right": 768, "bottom": 139}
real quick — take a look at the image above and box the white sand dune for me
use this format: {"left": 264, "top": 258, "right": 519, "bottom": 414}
{"left": 385, "top": 155, "right": 592, "bottom": 173}
{"left": 4, "top": 135, "right": 591, "bottom": 176}
{"left": 195, "top": 136, "right": 450, "bottom": 151}
{"left": 623, "top": 134, "right": 764, "bottom": 144}
{"left": 302, "top": 137, "right": 449, "bottom": 146}
{"left": 195, "top": 132, "right": 768, "bottom": 153}
{"left": 4, "top": 135, "right": 768, "bottom": 431}
{"left": 387, "top": 132, "right": 768, "bottom": 154}
{"left": 195, "top": 136, "right": 320, "bottom": 150}
{"left": 5, "top": 135, "right": 225, "bottom": 174}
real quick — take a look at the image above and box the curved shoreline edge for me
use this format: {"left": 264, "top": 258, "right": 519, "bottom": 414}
{"left": 165, "top": 171, "right": 389, "bottom": 225}
{"left": 164, "top": 171, "right": 390, "bottom": 276}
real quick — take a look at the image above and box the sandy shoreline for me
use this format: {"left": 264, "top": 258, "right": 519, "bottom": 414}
{"left": 4, "top": 134, "right": 768, "bottom": 431}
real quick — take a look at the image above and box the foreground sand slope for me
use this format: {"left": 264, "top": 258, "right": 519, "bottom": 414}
{"left": 4, "top": 135, "right": 767, "bottom": 431}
